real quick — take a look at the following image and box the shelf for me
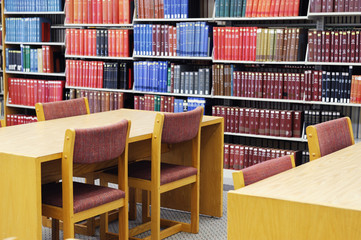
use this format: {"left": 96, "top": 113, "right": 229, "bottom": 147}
{"left": 212, "top": 59, "right": 307, "bottom": 65}
{"left": 5, "top": 41, "right": 65, "bottom": 46}
{"left": 133, "top": 55, "right": 213, "bottom": 60}
{"left": 4, "top": 11, "right": 65, "bottom": 15}
{"left": 224, "top": 132, "right": 307, "bottom": 142}
{"left": 65, "top": 55, "right": 133, "bottom": 60}
{"left": 66, "top": 86, "right": 134, "bottom": 93}
{"left": 306, "top": 61, "right": 361, "bottom": 66}
{"left": 133, "top": 90, "right": 212, "bottom": 98}
{"left": 64, "top": 23, "right": 133, "bottom": 28}
{"left": 214, "top": 16, "right": 309, "bottom": 21}
{"left": 6, "top": 71, "right": 66, "bottom": 77}
{"left": 6, "top": 103, "right": 35, "bottom": 109}
{"left": 308, "top": 12, "right": 361, "bottom": 17}
{"left": 134, "top": 17, "right": 214, "bottom": 22}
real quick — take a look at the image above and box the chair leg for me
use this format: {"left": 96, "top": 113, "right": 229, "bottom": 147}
{"left": 151, "top": 189, "right": 161, "bottom": 240}
{"left": 85, "top": 173, "right": 96, "bottom": 236}
{"left": 51, "top": 218, "right": 59, "bottom": 240}
{"left": 190, "top": 180, "right": 200, "bottom": 234}
{"left": 142, "top": 190, "right": 151, "bottom": 223}
{"left": 63, "top": 217, "right": 75, "bottom": 239}
{"left": 100, "top": 213, "right": 108, "bottom": 240}
{"left": 119, "top": 205, "right": 128, "bottom": 240}
{"left": 129, "top": 187, "right": 137, "bottom": 220}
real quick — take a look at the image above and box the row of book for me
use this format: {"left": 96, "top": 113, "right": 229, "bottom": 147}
{"left": 136, "top": 0, "right": 186, "bottom": 19}
{"left": 4, "top": 0, "right": 63, "bottom": 12}
{"left": 303, "top": 110, "right": 341, "bottom": 137}
{"left": 8, "top": 78, "right": 65, "bottom": 106}
{"left": 69, "top": 89, "right": 124, "bottom": 113}
{"left": 310, "top": 0, "right": 361, "bottom": 12}
{"left": 215, "top": 0, "right": 301, "bottom": 18}
{"left": 65, "top": 29, "right": 130, "bottom": 57}
{"left": 6, "top": 114, "right": 37, "bottom": 126}
{"left": 308, "top": 30, "right": 361, "bottom": 63}
{"left": 65, "top": 0, "right": 132, "bottom": 24}
{"left": 5, "top": 18, "right": 51, "bottom": 43}
{"left": 66, "top": 60, "right": 131, "bottom": 89}
{"left": 134, "top": 95, "right": 206, "bottom": 112}
{"left": 6, "top": 46, "right": 63, "bottom": 73}
{"left": 213, "top": 27, "right": 307, "bottom": 62}
{"left": 351, "top": 75, "right": 361, "bottom": 103}
{"left": 212, "top": 106, "right": 303, "bottom": 138}
{"left": 133, "top": 61, "right": 211, "bottom": 95}
{"left": 134, "top": 23, "right": 211, "bottom": 57}
{"left": 224, "top": 143, "right": 300, "bottom": 170}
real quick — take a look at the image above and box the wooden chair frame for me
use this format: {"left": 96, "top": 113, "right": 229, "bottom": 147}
{"left": 124, "top": 109, "right": 203, "bottom": 240}
{"left": 232, "top": 155, "right": 295, "bottom": 190}
{"left": 306, "top": 117, "right": 354, "bottom": 161}
{"left": 35, "top": 97, "right": 90, "bottom": 122}
{"left": 42, "top": 120, "right": 131, "bottom": 240}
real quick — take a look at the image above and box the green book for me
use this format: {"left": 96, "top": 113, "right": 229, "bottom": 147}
{"left": 26, "top": 46, "right": 31, "bottom": 72}
{"left": 225, "top": 0, "right": 230, "bottom": 17}
{"left": 242, "top": 0, "right": 247, "bottom": 17}
{"left": 167, "top": 67, "right": 171, "bottom": 93}
{"left": 215, "top": 0, "right": 220, "bottom": 17}
{"left": 220, "top": 0, "right": 225, "bottom": 17}
{"left": 236, "top": 0, "right": 243, "bottom": 17}
{"left": 230, "top": 0, "right": 236, "bottom": 17}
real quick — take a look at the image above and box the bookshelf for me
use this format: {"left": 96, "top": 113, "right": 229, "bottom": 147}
{"left": 2, "top": 0, "right": 361, "bottom": 167}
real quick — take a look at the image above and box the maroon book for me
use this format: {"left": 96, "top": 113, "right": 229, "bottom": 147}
{"left": 347, "top": 31, "right": 352, "bottom": 62}
{"left": 315, "top": 0, "right": 322, "bottom": 11}
{"left": 313, "top": 71, "right": 319, "bottom": 101}
{"left": 259, "top": 109, "right": 266, "bottom": 135}
{"left": 278, "top": 73, "right": 283, "bottom": 99}
{"left": 330, "top": 31, "right": 335, "bottom": 62}
{"left": 339, "top": 0, "right": 345, "bottom": 12}
{"left": 160, "top": 25, "right": 165, "bottom": 56}
{"left": 265, "top": 109, "right": 270, "bottom": 135}
{"left": 327, "top": 0, "right": 334, "bottom": 11}
{"left": 321, "top": 31, "right": 326, "bottom": 62}
{"left": 224, "top": 144, "right": 230, "bottom": 169}
{"left": 248, "top": 147, "right": 254, "bottom": 167}
{"left": 269, "top": 73, "right": 275, "bottom": 99}
{"left": 334, "top": 31, "right": 340, "bottom": 62}
{"left": 267, "top": 73, "right": 272, "bottom": 99}
{"left": 325, "top": 31, "right": 331, "bottom": 62}
{"left": 266, "top": 149, "right": 272, "bottom": 160}
{"left": 274, "top": 110, "right": 280, "bottom": 136}
{"left": 221, "top": 106, "right": 227, "bottom": 132}
{"left": 356, "top": 31, "right": 360, "bottom": 62}
{"left": 249, "top": 109, "right": 255, "bottom": 134}
{"left": 234, "top": 107, "right": 240, "bottom": 133}
{"left": 244, "top": 108, "right": 250, "bottom": 133}
{"left": 239, "top": 108, "right": 245, "bottom": 133}
{"left": 290, "top": 73, "right": 296, "bottom": 100}
{"left": 269, "top": 110, "right": 275, "bottom": 136}
{"left": 345, "top": 0, "right": 350, "bottom": 11}
{"left": 260, "top": 148, "right": 266, "bottom": 162}
{"left": 280, "top": 110, "right": 287, "bottom": 137}
{"left": 262, "top": 72, "right": 268, "bottom": 98}
{"left": 248, "top": 72, "right": 252, "bottom": 97}
{"left": 229, "top": 144, "right": 235, "bottom": 169}
{"left": 275, "top": 150, "right": 281, "bottom": 158}
{"left": 252, "top": 147, "right": 258, "bottom": 166}
{"left": 285, "top": 110, "right": 293, "bottom": 137}
{"left": 308, "top": 30, "right": 314, "bottom": 61}
{"left": 244, "top": 146, "right": 249, "bottom": 168}
{"left": 230, "top": 107, "right": 235, "bottom": 133}
{"left": 317, "top": 31, "right": 322, "bottom": 62}
{"left": 283, "top": 73, "right": 288, "bottom": 99}
{"left": 234, "top": 145, "right": 240, "bottom": 170}
{"left": 295, "top": 73, "right": 301, "bottom": 100}
{"left": 293, "top": 111, "right": 302, "bottom": 138}
{"left": 318, "top": 71, "right": 322, "bottom": 101}
{"left": 239, "top": 146, "right": 245, "bottom": 169}
{"left": 341, "top": 31, "right": 347, "bottom": 62}
{"left": 256, "top": 72, "right": 263, "bottom": 98}
{"left": 274, "top": 73, "right": 279, "bottom": 99}
{"left": 287, "top": 73, "right": 293, "bottom": 100}
{"left": 271, "top": 149, "right": 277, "bottom": 159}
{"left": 351, "top": 31, "right": 356, "bottom": 63}
{"left": 250, "top": 73, "right": 255, "bottom": 98}
{"left": 226, "top": 107, "right": 231, "bottom": 133}
{"left": 254, "top": 109, "right": 260, "bottom": 135}
{"left": 156, "top": 25, "right": 161, "bottom": 56}
{"left": 164, "top": 25, "right": 169, "bottom": 56}
{"left": 216, "top": 105, "right": 222, "bottom": 117}
{"left": 212, "top": 106, "right": 216, "bottom": 116}
{"left": 306, "top": 70, "right": 312, "bottom": 101}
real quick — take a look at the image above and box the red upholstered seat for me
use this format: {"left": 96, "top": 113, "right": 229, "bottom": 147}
{"left": 41, "top": 98, "right": 88, "bottom": 120}
{"left": 314, "top": 117, "right": 353, "bottom": 157}
{"left": 242, "top": 155, "right": 294, "bottom": 186}
{"left": 42, "top": 182, "right": 125, "bottom": 213}
{"left": 127, "top": 161, "right": 198, "bottom": 185}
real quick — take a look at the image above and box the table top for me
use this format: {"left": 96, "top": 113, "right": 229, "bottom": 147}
{"left": 230, "top": 143, "right": 361, "bottom": 211}
{"left": 0, "top": 109, "right": 222, "bottom": 161}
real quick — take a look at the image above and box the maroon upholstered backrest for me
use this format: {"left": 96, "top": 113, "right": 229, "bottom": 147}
{"left": 42, "top": 98, "right": 88, "bottom": 120}
{"left": 315, "top": 117, "right": 353, "bottom": 157}
{"left": 161, "top": 107, "right": 203, "bottom": 144}
{"left": 242, "top": 155, "right": 293, "bottom": 186}
{"left": 73, "top": 119, "right": 128, "bottom": 164}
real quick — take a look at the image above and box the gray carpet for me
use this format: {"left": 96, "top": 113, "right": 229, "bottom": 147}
{"left": 42, "top": 185, "right": 232, "bottom": 240}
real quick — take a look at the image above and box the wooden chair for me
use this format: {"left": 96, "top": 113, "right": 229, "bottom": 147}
{"left": 42, "top": 120, "right": 131, "bottom": 240}
{"left": 0, "top": 119, "right": 5, "bottom": 127}
{"left": 232, "top": 155, "right": 295, "bottom": 190}
{"left": 306, "top": 117, "right": 354, "bottom": 161}
{"left": 35, "top": 97, "right": 90, "bottom": 121}
{"left": 101, "top": 107, "right": 204, "bottom": 240}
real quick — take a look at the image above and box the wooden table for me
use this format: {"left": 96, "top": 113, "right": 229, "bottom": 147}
{"left": 228, "top": 143, "right": 361, "bottom": 240}
{"left": 0, "top": 109, "right": 224, "bottom": 240}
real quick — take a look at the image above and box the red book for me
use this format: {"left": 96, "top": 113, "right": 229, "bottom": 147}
{"left": 82, "top": 0, "right": 88, "bottom": 23}
{"left": 238, "top": 28, "right": 243, "bottom": 61}
{"left": 226, "top": 107, "right": 231, "bottom": 132}
{"left": 97, "top": 62, "right": 104, "bottom": 88}
{"left": 92, "top": 0, "right": 97, "bottom": 23}
{"left": 249, "top": 109, "right": 255, "bottom": 134}
{"left": 259, "top": 109, "right": 265, "bottom": 135}
{"left": 224, "top": 144, "right": 230, "bottom": 169}
{"left": 334, "top": 32, "right": 340, "bottom": 62}
{"left": 341, "top": 31, "right": 347, "bottom": 62}
{"left": 229, "top": 145, "right": 235, "bottom": 169}
{"left": 245, "top": 0, "right": 254, "bottom": 17}
{"left": 264, "top": 109, "right": 270, "bottom": 135}
{"left": 107, "top": 0, "right": 113, "bottom": 24}
{"left": 42, "top": 46, "right": 48, "bottom": 73}
{"left": 213, "top": 28, "right": 218, "bottom": 60}
{"left": 230, "top": 107, "right": 235, "bottom": 133}
{"left": 313, "top": 71, "right": 319, "bottom": 101}
{"left": 356, "top": 31, "right": 360, "bottom": 62}
{"left": 102, "top": 0, "right": 108, "bottom": 24}
{"left": 124, "top": 0, "right": 130, "bottom": 23}
{"left": 65, "top": 0, "right": 74, "bottom": 23}
{"left": 239, "top": 108, "right": 245, "bottom": 133}
{"left": 244, "top": 147, "right": 249, "bottom": 168}
{"left": 280, "top": 110, "right": 286, "bottom": 137}
{"left": 308, "top": 30, "right": 314, "bottom": 61}
{"left": 285, "top": 111, "right": 293, "bottom": 137}
{"left": 221, "top": 106, "right": 227, "bottom": 132}
{"left": 293, "top": 111, "right": 302, "bottom": 138}
{"left": 79, "top": 29, "right": 84, "bottom": 55}
{"left": 244, "top": 108, "right": 250, "bottom": 133}
{"left": 234, "top": 145, "right": 240, "bottom": 170}
{"left": 330, "top": 31, "right": 335, "bottom": 62}
{"left": 254, "top": 109, "right": 260, "bottom": 135}
{"left": 97, "top": 0, "right": 103, "bottom": 24}
{"left": 325, "top": 31, "right": 331, "bottom": 62}
{"left": 351, "top": 31, "right": 356, "bottom": 62}
{"left": 253, "top": 147, "right": 259, "bottom": 165}
{"left": 274, "top": 110, "right": 280, "bottom": 136}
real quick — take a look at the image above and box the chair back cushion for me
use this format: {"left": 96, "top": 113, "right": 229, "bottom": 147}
{"left": 161, "top": 107, "right": 203, "bottom": 144}
{"left": 42, "top": 98, "right": 88, "bottom": 120}
{"left": 73, "top": 119, "right": 128, "bottom": 164}
{"left": 242, "top": 155, "right": 293, "bottom": 186}
{"left": 315, "top": 117, "right": 353, "bottom": 157}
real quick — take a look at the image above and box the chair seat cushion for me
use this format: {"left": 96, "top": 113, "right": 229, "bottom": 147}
{"left": 127, "top": 160, "right": 198, "bottom": 185}
{"left": 42, "top": 182, "right": 125, "bottom": 213}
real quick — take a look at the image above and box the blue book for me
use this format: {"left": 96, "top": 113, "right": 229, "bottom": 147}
{"left": 182, "top": 23, "right": 187, "bottom": 56}
{"left": 194, "top": 23, "right": 200, "bottom": 57}
{"left": 149, "top": 62, "right": 155, "bottom": 92}
{"left": 181, "top": 0, "right": 187, "bottom": 18}
{"left": 5, "top": 49, "right": 9, "bottom": 71}
{"left": 148, "top": 25, "right": 153, "bottom": 56}
{"left": 199, "top": 22, "right": 206, "bottom": 56}
{"left": 242, "top": 0, "right": 247, "bottom": 16}
{"left": 164, "top": 0, "right": 170, "bottom": 18}
{"left": 140, "top": 25, "right": 145, "bottom": 56}
{"left": 176, "top": 23, "right": 180, "bottom": 56}
{"left": 34, "top": 48, "right": 38, "bottom": 72}
{"left": 163, "top": 61, "right": 168, "bottom": 92}
{"left": 203, "top": 25, "right": 209, "bottom": 56}
{"left": 134, "top": 25, "right": 139, "bottom": 55}
{"left": 171, "top": 0, "right": 176, "bottom": 18}
{"left": 215, "top": 0, "right": 220, "bottom": 17}
{"left": 189, "top": 22, "right": 195, "bottom": 56}
{"left": 231, "top": 65, "right": 234, "bottom": 96}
